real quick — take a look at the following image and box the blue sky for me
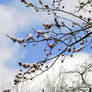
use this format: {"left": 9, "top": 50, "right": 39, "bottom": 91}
{"left": 0, "top": 0, "right": 11, "bottom": 4}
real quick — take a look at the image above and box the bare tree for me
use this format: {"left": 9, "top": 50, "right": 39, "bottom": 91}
{"left": 4, "top": 0, "right": 92, "bottom": 92}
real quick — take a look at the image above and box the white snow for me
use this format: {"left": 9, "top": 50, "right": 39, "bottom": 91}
{"left": 11, "top": 52, "right": 92, "bottom": 92}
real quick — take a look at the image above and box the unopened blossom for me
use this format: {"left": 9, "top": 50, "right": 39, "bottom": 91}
{"left": 17, "top": 38, "right": 25, "bottom": 43}
{"left": 26, "top": 34, "right": 33, "bottom": 41}
{"left": 76, "top": 45, "right": 84, "bottom": 52}
{"left": 43, "top": 22, "right": 52, "bottom": 29}
{"left": 10, "top": 36, "right": 17, "bottom": 42}
{"left": 36, "top": 30, "right": 44, "bottom": 34}
{"left": 42, "top": 35, "right": 50, "bottom": 40}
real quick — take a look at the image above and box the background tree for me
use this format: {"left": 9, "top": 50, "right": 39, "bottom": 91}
{"left": 3, "top": 0, "right": 92, "bottom": 92}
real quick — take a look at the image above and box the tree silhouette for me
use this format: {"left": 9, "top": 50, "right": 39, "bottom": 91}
{"left": 3, "top": 0, "right": 92, "bottom": 92}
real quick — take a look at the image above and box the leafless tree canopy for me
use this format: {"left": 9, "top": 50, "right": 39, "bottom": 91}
{"left": 4, "top": 0, "right": 92, "bottom": 92}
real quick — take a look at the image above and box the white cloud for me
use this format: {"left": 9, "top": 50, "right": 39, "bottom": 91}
{"left": 0, "top": 4, "right": 30, "bottom": 64}
{"left": 0, "top": 4, "right": 36, "bottom": 91}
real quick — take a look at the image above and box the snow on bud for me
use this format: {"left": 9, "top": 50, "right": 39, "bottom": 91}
{"left": 7, "top": 35, "right": 17, "bottom": 43}
{"left": 31, "top": 70, "right": 35, "bottom": 73}
{"left": 36, "top": 30, "right": 44, "bottom": 35}
{"left": 24, "top": 74, "right": 31, "bottom": 79}
{"left": 42, "top": 35, "right": 50, "bottom": 40}
{"left": 28, "top": 34, "right": 33, "bottom": 38}
{"left": 10, "top": 37, "right": 17, "bottom": 42}
{"left": 43, "top": 22, "right": 52, "bottom": 29}
{"left": 76, "top": 45, "right": 84, "bottom": 52}
{"left": 80, "top": 40, "right": 84, "bottom": 45}
{"left": 17, "top": 38, "right": 25, "bottom": 43}
{"left": 36, "top": 30, "right": 42, "bottom": 33}
{"left": 48, "top": 44, "right": 54, "bottom": 49}
{"left": 26, "top": 33, "right": 33, "bottom": 41}
{"left": 33, "top": 64, "right": 38, "bottom": 70}
{"left": 24, "top": 63, "right": 30, "bottom": 67}
{"left": 43, "top": 22, "right": 51, "bottom": 26}
{"left": 23, "top": 63, "right": 30, "bottom": 68}
{"left": 67, "top": 46, "right": 71, "bottom": 52}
